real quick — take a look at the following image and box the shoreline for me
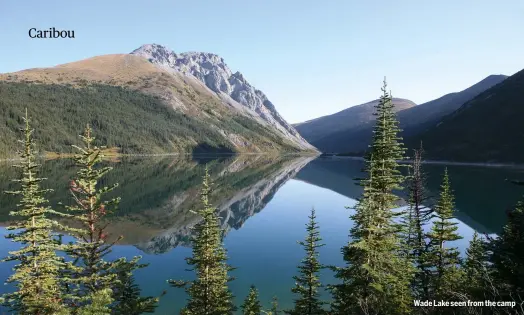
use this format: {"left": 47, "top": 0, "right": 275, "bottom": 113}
{"left": 0, "top": 151, "right": 319, "bottom": 163}
{"left": 2, "top": 152, "right": 523, "bottom": 169}
{"left": 324, "top": 155, "right": 524, "bottom": 169}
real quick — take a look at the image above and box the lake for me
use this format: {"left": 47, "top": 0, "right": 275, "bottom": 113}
{"left": 0, "top": 155, "right": 523, "bottom": 314}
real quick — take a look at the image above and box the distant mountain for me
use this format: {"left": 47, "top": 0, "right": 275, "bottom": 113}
{"left": 295, "top": 75, "right": 508, "bottom": 154}
{"left": 398, "top": 74, "right": 508, "bottom": 138}
{"left": 0, "top": 46, "right": 315, "bottom": 157}
{"left": 406, "top": 69, "right": 524, "bottom": 163}
{"left": 294, "top": 98, "right": 416, "bottom": 144}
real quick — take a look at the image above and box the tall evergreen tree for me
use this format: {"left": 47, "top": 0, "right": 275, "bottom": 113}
{"left": 65, "top": 124, "right": 157, "bottom": 313}
{"left": 76, "top": 288, "right": 113, "bottom": 315}
{"left": 241, "top": 286, "right": 262, "bottom": 315}
{"left": 489, "top": 199, "right": 524, "bottom": 300}
{"left": 286, "top": 208, "right": 326, "bottom": 315}
{"left": 426, "top": 168, "right": 463, "bottom": 300}
{"left": 270, "top": 296, "right": 280, "bottom": 315}
{"left": 0, "top": 110, "right": 70, "bottom": 314}
{"left": 170, "top": 167, "right": 235, "bottom": 315}
{"left": 463, "top": 232, "right": 490, "bottom": 301}
{"left": 262, "top": 296, "right": 280, "bottom": 315}
{"left": 111, "top": 257, "right": 162, "bottom": 314}
{"left": 330, "top": 79, "right": 413, "bottom": 315}
{"left": 401, "top": 145, "right": 432, "bottom": 299}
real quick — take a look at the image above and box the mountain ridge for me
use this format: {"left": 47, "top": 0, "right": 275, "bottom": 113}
{"left": 294, "top": 98, "right": 415, "bottom": 126}
{"left": 406, "top": 69, "right": 524, "bottom": 163}
{"left": 296, "top": 74, "right": 508, "bottom": 154}
{"left": 397, "top": 74, "right": 508, "bottom": 137}
{"left": 293, "top": 98, "right": 416, "bottom": 144}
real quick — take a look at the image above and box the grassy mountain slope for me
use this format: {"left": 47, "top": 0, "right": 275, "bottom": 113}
{"left": 406, "top": 69, "right": 524, "bottom": 163}
{"left": 0, "top": 55, "right": 312, "bottom": 157}
{"left": 296, "top": 75, "right": 507, "bottom": 154}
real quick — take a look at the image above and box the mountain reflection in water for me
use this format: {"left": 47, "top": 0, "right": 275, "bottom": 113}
{"left": 1, "top": 155, "right": 523, "bottom": 314}
{"left": 1, "top": 155, "right": 522, "bottom": 253}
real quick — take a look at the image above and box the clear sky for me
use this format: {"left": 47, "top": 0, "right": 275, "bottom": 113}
{"left": 1, "top": 1, "right": 523, "bottom": 123}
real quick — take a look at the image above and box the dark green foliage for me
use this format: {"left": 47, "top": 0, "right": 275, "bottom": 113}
{"left": 76, "top": 289, "right": 113, "bottom": 315}
{"left": 296, "top": 98, "right": 416, "bottom": 154}
{"left": 270, "top": 296, "right": 280, "bottom": 315}
{"left": 65, "top": 125, "right": 157, "bottom": 313}
{"left": 224, "top": 115, "right": 299, "bottom": 151}
{"left": 0, "top": 82, "right": 301, "bottom": 157}
{"left": 64, "top": 125, "right": 120, "bottom": 312}
{"left": 169, "top": 167, "right": 235, "bottom": 315}
{"left": 489, "top": 199, "right": 524, "bottom": 300}
{"left": 463, "top": 232, "right": 490, "bottom": 300}
{"left": 330, "top": 80, "right": 413, "bottom": 315}
{"left": 111, "top": 257, "right": 161, "bottom": 314}
{"left": 401, "top": 145, "right": 432, "bottom": 299}
{"left": 407, "top": 68, "right": 524, "bottom": 163}
{"left": 426, "top": 169, "right": 463, "bottom": 299}
{"left": 241, "top": 286, "right": 262, "bottom": 315}
{"left": 286, "top": 208, "right": 326, "bottom": 315}
{"left": 0, "top": 111, "right": 70, "bottom": 314}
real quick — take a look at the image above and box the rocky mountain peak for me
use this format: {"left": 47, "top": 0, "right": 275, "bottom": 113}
{"left": 131, "top": 44, "right": 315, "bottom": 150}
{"left": 133, "top": 43, "right": 179, "bottom": 66}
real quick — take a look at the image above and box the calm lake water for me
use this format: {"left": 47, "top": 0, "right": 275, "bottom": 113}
{"left": 0, "top": 155, "right": 523, "bottom": 314}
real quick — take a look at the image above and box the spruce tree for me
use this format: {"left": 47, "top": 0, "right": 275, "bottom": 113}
{"left": 1, "top": 110, "right": 70, "bottom": 314}
{"left": 489, "top": 199, "right": 524, "bottom": 300}
{"left": 286, "top": 208, "right": 326, "bottom": 315}
{"left": 463, "top": 232, "right": 490, "bottom": 300}
{"left": 111, "top": 257, "right": 161, "bottom": 314}
{"left": 330, "top": 79, "right": 413, "bottom": 315}
{"left": 401, "top": 145, "right": 432, "bottom": 299}
{"left": 241, "top": 285, "right": 262, "bottom": 315}
{"left": 426, "top": 168, "right": 463, "bottom": 300}
{"left": 170, "top": 167, "right": 235, "bottom": 315}
{"left": 65, "top": 124, "right": 157, "bottom": 313}
{"left": 76, "top": 288, "right": 113, "bottom": 315}
{"left": 270, "top": 296, "right": 280, "bottom": 315}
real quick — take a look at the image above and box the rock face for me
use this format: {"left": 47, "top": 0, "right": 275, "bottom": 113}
{"left": 131, "top": 44, "right": 315, "bottom": 150}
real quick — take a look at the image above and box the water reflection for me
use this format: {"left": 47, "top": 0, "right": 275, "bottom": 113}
{"left": 1, "top": 156, "right": 522, "bottom": 252}
{"left": 0, "top": 155, "right": 314, "bottom": 253}
{"left": 1, "top": 155, "right": 523, "bottom": 313}
{"left": 295, "top": 157, "right": 524, "bottom": 234}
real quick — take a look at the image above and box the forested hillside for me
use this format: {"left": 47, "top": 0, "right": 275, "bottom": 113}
{"left": 0, "top": 82, "right": 301, "bottom": 157}
{"left": 407, "top": 68, "right": 524, "bottom": 163}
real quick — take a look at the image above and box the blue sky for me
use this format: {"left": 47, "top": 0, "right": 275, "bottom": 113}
{"left": 1, "top": 1, "right": 523, "bottom": 123}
